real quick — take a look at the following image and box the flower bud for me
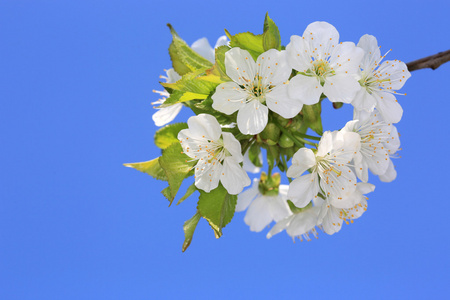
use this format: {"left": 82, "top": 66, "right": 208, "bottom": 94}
{"left": 278, "top": 133, "right": 294, "bottom": 148}
{"left": 258, "top": 172, "right": 281, "bottom": 196}
{"left": 259, "top": 122, "right": 281, "bottom": 145}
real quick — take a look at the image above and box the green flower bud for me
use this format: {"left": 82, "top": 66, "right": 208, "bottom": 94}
{"left": 258, "top": 172, "right": 281, "bottom": 196}
{"left": 278, "top": 133, "right": 294, "bottom": 148}
{"left": 259, "top": 122, "right": 281, "bottom": 144}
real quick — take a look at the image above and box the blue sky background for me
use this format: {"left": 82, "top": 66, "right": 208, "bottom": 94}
{"left": 1, "top": 0, "right": 449, "bottom": 299}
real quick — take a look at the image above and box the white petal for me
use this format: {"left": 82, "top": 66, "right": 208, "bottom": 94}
{"left": 288, "top": 74, "right": 323, "bottom": 105}
{"left": 152, "top": 103, "right": 182, "bottom": 127}
{"left": 165, "top": 69, "right": 182, "bottom": 83}
{"left": 287, "top": 173, "right": 318, "bottom": 208}
{"left": 212, "top": 82, "right": 247, "bottom": 115}
{"left": 256, "top": 49, "right": 291, "bottom": 85}
{"left": 221, "top": 132, "right": 243, "bottom": 163}
{"left": 266, "top": 84, "right": 303, "bottom": 118}
{"left": 286, "top": 35, "right": 311, "bottom": 72}
{"left": 354, "top": 152, "right": 369, "bottom": 183}
{"left": 195, "top": 160, "right": 222, "bottom": 193}
{"left": 236, "top": 178, "right": 259, "bottom": 212}
{"left": 220, "top": 157, "right": 251, "bottom": 195}
{"left": 287, "top": 148, "right": 316, "bottom": 178}
{"left": 270, "top": 192, "right": 292, "bottom": 222}
{"left": 214, "top": 35, "right": 229, "bottom": 48}
{"left": 191, "top": 37, "right": 215, "bottom": 63}
{"left": 178, "top": 129, "right": 206, "bottom": 159}
{"left": 244, "top": 196, "right": 274, "bottom": 232}
{"left": 225, "top": 48, "right": 256, "bottom": 85}
{"left": 320, "top": 206, "right": 343, "bottom": 235}
{"left": 267, "top": 215, "right": 294, "bottom": 239}
{"left": 316, "top": 131, "right": 333, "bottom": 157}
{"left": 330, "top": 42, "right": 364, "bottom": 75}
{"left": 323, "top": 74, "right": 361, "bottom": 103}
{"left": 384, "top": 124, "right": 401, "bottom": 152}
{"left": 377, "top": 60, "right": 411, "bottom": 90}
{"left": 303, "top": 22, "right": 339, "bottom": 59}
{"left": 374, "top": 92, "right": 403, "bottom": 123}
{"left": 351, "top": 88, "right": 377, "bottom": 112}
{"left": 237, "top": 100, "right": 269, "bottom": 135}
{"left": 187, "top": 114, "right": 222, "bottom": 141}
{"left": 286, "top": 207, "right": 319, "bottom": 237}
{"left": 357, "top": 34, "right": 381, "bottom": 70}
{"left": 356, "top": 182, "right": 375, "bottom": 194}
{"left": 379, "top": 159, "right": 397, "bottom": 182}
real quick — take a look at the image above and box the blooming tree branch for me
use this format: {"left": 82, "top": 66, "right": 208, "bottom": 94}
{"left": 406, "top": 49, "right": 450, "bottom": 72}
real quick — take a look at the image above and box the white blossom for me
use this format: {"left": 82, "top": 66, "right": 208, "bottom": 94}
{"left": 266, "top": 205, "right": 321, "bottom": 242}
{"left": 342, "top": 111, "right": 400, "bottom": 182}
{"left": 317, "top": 183, "right": 374, "bottom": 235}
{"left": 286, "top": 130, "right": 360, "bottom": 208}
{"left": 352, "top": 34, "right": 411, "bottom": 123}
{"left": 236, "top": 179, "right": 291, "bottom": 232}
{"left": 286, "top": 21, "right": 364, "bottom": 105}
{"left": 212, "top": 48, "right": 302, "bottom": 135}
{"left": 178, "top": 114, "right": 250, "bottom": 194}
{"left": 152, "top": 69, "right": 182, "bottom": 126}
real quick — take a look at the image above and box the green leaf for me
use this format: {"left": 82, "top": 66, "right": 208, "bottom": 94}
{"left": 177, "top": 183, "right": 197, "bottom": 205}
{"left": 248, "top": 143, "right": 262, "bottom": 168}
{"left": 214, "top": 45, "right": 232, "bottom": 80}
{"left": 160, "top": 69, "right": 218, "bottom": 107}
{"left": 198, "top": 183, "right": 237, "bottom": 238}
{"left": 161, "top": 186, "right": 172, "bottom": 202}
{"left": 225, "top": 30, "right": 265, "bottom": 61}
{"left": 124, "top": 158, "right": 167, "bottom": 181}
{"left": 302, "top": 102, "right": 323, "bottom": 135}
{"left": 154, "top": 123, "right": 188, "bottom": 150}
{"left": 263, "top": 13, "right": 281, "bottom": 51}
{"left": 167, "top": 24, "right": 213, "bottom": 75}
{"left": 190, "top": 96, "right": 235, "bottom": 125}
{"left": 182, "top": 211, "right": 201, "bottom": 252}
{"left": 159, "top": 143, "right": 196, "bottom": 205}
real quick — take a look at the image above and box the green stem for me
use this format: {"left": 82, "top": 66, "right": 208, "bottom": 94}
{"left": 295, "top": 132, "right": 321, "bottom": 141}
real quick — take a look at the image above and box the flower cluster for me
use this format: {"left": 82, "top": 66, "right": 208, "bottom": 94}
{"left": 128, "top": 15, "right": 410, "bottom": 251}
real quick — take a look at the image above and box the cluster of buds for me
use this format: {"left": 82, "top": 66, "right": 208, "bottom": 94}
{"left": 127, "top": 14, "right": 410, "bottom": 250}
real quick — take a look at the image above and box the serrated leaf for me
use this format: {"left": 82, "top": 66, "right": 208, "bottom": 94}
{"left": 177, "top": 183, "right": 197, "bottom": 205}
{"left": 159, "top": 143, "right": 196, "bottom": 205}
{"left": 225, "top": 30, "right": 265, "bottom": 61}
{"left": 263, "top": 13, "right": 281, "bottom": 51}
{"left": 182, "top": 211, "right": 201, "bottom": 252}
{"left": 248, "top": 143, "right": 262, "bottom": 168}
{"left": 302, "top": 102, "right": 323, "bottom": 135}
{"left": 154, "top": 123, "right": 188, "bottom": 150}
{"left": 167, "top": 24, "right": 213, "bottom": 75}
{"left": 198, "top": 183, "right": 237, "bottom": 238}
{"left": 124, "top": 158, "right": 167, "bottom": 181}
{"left": 190, "top": 97, "right": 235, "bottom": 125}
{"left": 161, "top": 186, "right": 172, "bottom": 202}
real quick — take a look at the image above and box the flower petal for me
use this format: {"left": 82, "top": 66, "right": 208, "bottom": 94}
{"left": 237, "top": 100, "right": 269, "bottom": 135}
{"left": 287, "top": 148, "right": 316, "bottom": 178}
{"left": 214, "top": 35, "right": 229, "bottom": 48}
{"left": 266, "top": 84, "right": 303, "bottom": 118}
{"left": 256, "top": 49, "right": 291, "bottom": 85}
{"left": 351, "top": 88, "right": 377, "bottom": 112}
{"left": 286, "top": 35, "right": 311, "bottom": 73}
{"left": 288, "top": 74, "right": 323, "bottom": 105}
{"left": 266, "top": 215, "right": 294, "bottom": 239}
{"left": 374, "top": 91, "right": 403, "bottom": 123}
{"left": 323, "top": 74, "right": 361, "bottom": 103}
{"left": 244, "top": 196, "right": 275, "bottom": 232}
{"left": 191, "top": 37, "right": 215, "bottom": 63}
{"left": 212, "top": 82, "right": 247, "bottom": 115}
{"left": 303, "top": 21, "right": 339, "bottom": 59}
{"left": 243, "top": 149, "right": 262, "bottom": 173}
{"left": 225, "top": 48, "right": 256, "bottom": 85}
{"left": 379, "top": 159, "right": 397, "bottom": 182}
{"left": 152, "top": 103, "right": 182, "bottom": 127}
{"left": 195, "top": 160, "right": 222, "bottom": 193}
{"left": 220, "top": 157, "right": 251, "bottom": 195}
{"left": 187, "top": 114, "right": 222, "bottom": 141}
{"left": 287, "top": 173, "right": 318, "bottom": 208}
{"left": 222, "top": 132, "right": 243, "bottom": 163}
{"left": 236, "top": 178, "right": 259, "bottom": 212}
{"left": 357, "top": 34, "right": 381, "bottom": 70}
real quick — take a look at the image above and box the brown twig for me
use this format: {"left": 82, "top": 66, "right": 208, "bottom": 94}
{"left": 406, "top": 49, "right": 450, "bottom": 72}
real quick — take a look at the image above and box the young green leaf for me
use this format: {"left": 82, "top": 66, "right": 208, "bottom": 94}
{"left": 124, "top": 158, "right": 167, "bottom": 181}
{"left": 167, "top": 24, "right": 213, "bottom": 75}
{"left": 263, "top": 13, "right": 281, "bottom": 51}
{"left": 225, "top": 30, "right": 265, "bottom": 61}
{"left": 197, "top": 183, "right": 237, "bottom": 238}
{"left": 177, "top": 183, "right": 197, "bottom": 205}
{"left": 154, "top": 123, "right": 188, "bottom": 150}
{"left": 159, "top": 142, "right": 196, "bottom": 205}
{"left": 182, "top": 211, "right": 201, "bottom": 252}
